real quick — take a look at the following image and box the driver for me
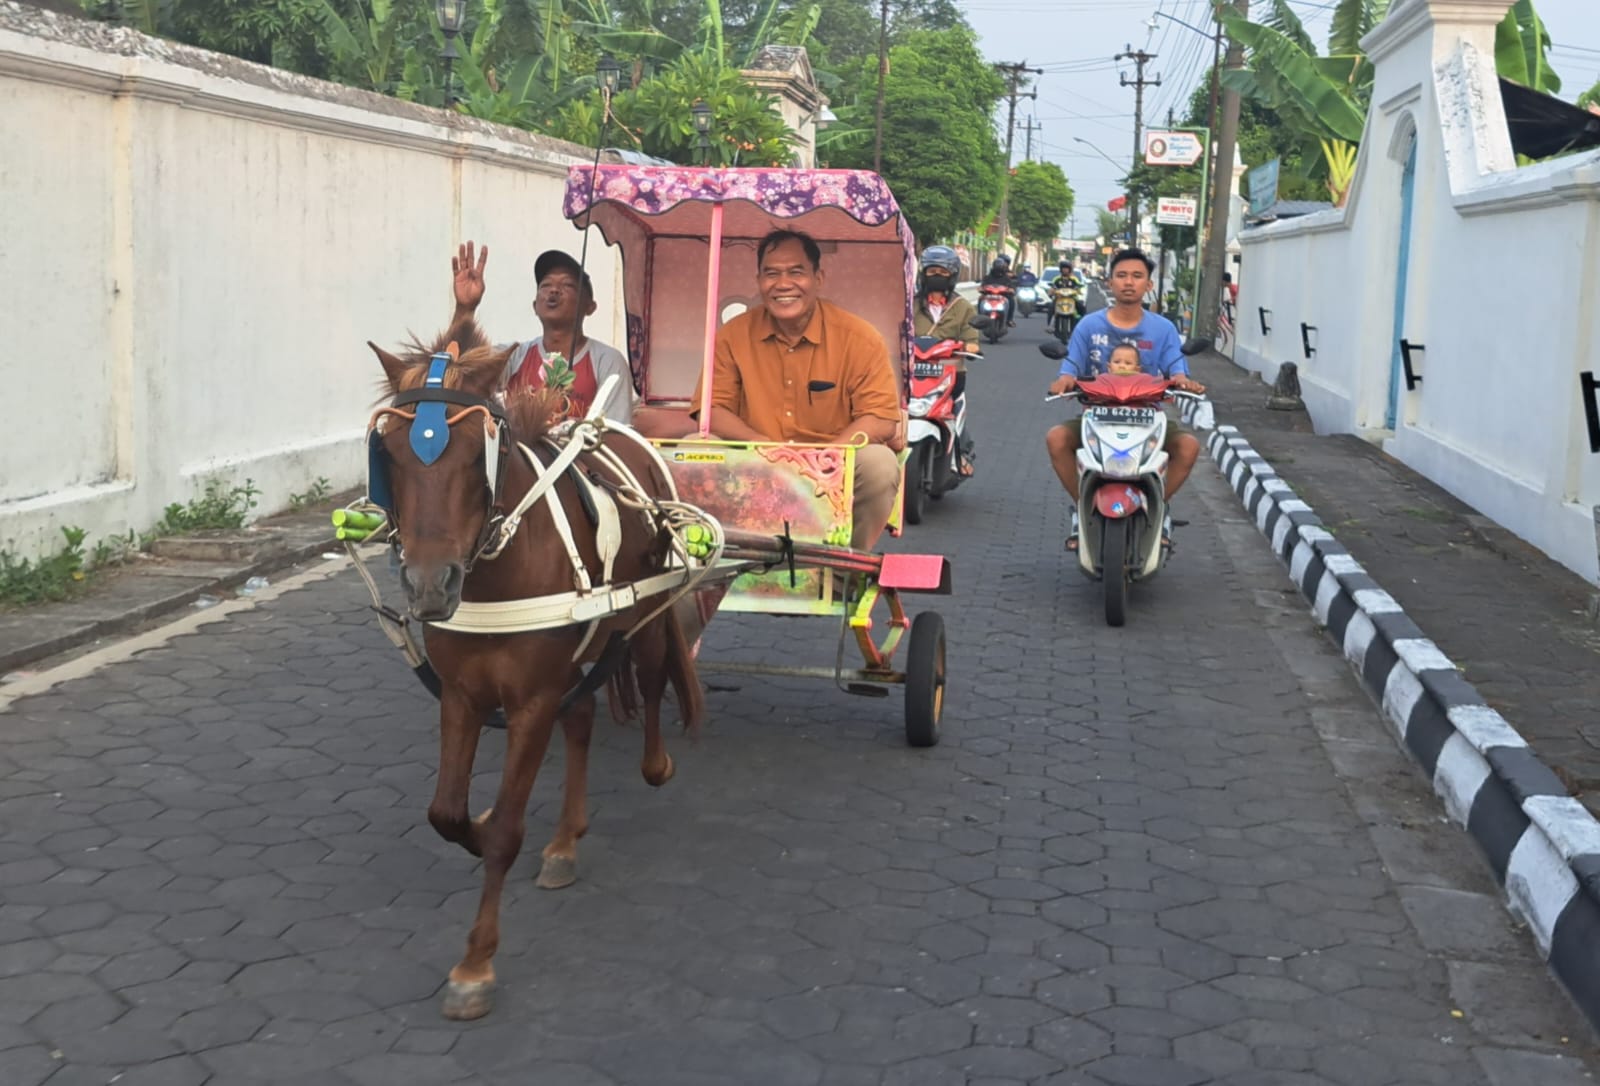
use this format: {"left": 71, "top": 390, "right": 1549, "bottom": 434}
{"left": 449, "top": 241, "right": 637, "bottom": 423}
{"left": 980, "top": 256, "right": 1018, "bottom": 328}
{"left": 913, "top": 245, "right": 979, "bottom": 477}
{"left": 1044, "top": 248, "right": 1205, "bottom": 550}
{"left": 692, "top": 229, "right": 904, "bottom": 551}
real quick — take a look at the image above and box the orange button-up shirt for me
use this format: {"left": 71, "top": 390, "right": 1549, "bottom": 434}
{"left": 694, "top": 300, "right": 902, "bottom": 443}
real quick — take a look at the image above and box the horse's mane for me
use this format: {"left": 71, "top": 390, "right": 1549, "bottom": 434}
{"left": 380, "top": 312, "right": 567, "bottom": 442}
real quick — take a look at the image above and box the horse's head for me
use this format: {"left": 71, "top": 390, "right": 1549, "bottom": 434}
{"left": 368, "top": 326, "right": 513, "bottom": 621}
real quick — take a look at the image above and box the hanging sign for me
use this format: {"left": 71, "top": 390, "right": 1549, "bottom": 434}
{"left": 1156, "top": 197, "right": 1198, "bottom": 227}
{"left": 1144, "top": 130, "right": 1205, "bottom": 167}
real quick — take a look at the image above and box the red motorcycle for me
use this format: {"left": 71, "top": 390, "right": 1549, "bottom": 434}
{"left": 976, "top": 285, "right": 1012, "bottom": 343}
{"left": 905, "top": 335, "right": 982, "bottom": 524}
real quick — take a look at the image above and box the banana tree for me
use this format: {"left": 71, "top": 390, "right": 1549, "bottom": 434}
{"left": 312, "top": 0, "right": 410, "bottom": 93}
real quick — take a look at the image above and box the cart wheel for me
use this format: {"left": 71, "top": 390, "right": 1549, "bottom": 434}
{"left": 1102, "top": 518, "right": 1129, "bottom": 628}
{"left": 905, "top": 445, "right": 929, "bottom": 525}
{"left": 905, "top": 612, "right": 945, "bottom": 747}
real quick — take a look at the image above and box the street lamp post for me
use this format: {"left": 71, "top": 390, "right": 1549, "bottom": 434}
{"left": 596, "top": 53, "right": 622, "bottom": 99}
{"left": 436, "top": 0, "right": 465, "bottom": 110}
{"left": 691, "top": 99, "right": 713, "bottom": 165}
{"left": 1073, "top": 137, "right": 1133, "bottom": 244}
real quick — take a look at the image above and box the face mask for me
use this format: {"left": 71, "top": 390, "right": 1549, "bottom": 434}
{"left": 923, "top": 274, "right": 954, "bottom": 295}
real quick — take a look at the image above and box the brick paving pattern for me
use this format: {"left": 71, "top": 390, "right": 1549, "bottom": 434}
{"left": 0, "top": 333, "right": 1594, "bottom": 1084}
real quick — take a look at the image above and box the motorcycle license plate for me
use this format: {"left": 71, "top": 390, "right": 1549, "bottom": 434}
{"left": 912, "top": 361, "right": 946, "bottom": 379}
{"left": 1092, "top": 406, "right": 1157, "bottom": 425}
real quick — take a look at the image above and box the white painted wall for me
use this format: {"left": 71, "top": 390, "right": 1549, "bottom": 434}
{"left": 0, "top": 3, "right": 625, "bottom": 560}
{"left": 1230, "top": 0, "right": 1600, "bottom": 581}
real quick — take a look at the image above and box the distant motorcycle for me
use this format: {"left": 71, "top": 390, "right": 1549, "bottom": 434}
{"left": 976, "top": 286, "right": 1011, "bottom": 343}
{"left": 1049, "top": 281, "right": 1083, "bottom": 343}
{"left": 1016, "top": 283, "right": 1041, "bottom": 318}
{"left": 905, "top": 334, "right": 983, "bottom": 524}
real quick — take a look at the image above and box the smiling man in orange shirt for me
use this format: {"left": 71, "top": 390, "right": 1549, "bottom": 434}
{"left": 693, "top": 229, "right": 904, "bottom": 550}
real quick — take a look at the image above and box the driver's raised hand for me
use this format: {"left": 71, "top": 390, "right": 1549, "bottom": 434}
{"left": 452, "top": 241, "right": 488, "bottom": 310}
{"left": 1049, "top": 374, "right": 1078, "bottom": 396}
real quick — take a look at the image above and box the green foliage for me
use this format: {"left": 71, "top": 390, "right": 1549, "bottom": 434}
{"left": 1494, "top": 0, "right": 1561, "bottom": 94}
{"left": 0, "top": 527, "right": 89, "bottom": 607}
{"left": 155, "top": 478, "right": 262, "bottom": 536}
{"left": 1580, "top": 79, "right": 1600, "bottom": 112}
{"left": 288, "top": 477, "right": 334, "bottom": 511}
{"left": 827, "top": 27, "right": 1004, "bottom": 241}
{"left": 1006, "top": 161, "right": 1074, "bottom": 250}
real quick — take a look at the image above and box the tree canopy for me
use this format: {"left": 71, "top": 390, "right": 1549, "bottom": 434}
{"left": 1006, "top": 161, "right": 1075, "bottom": 253}
{"left": 825, "top": 26, "right": 1006, "bottom": 242}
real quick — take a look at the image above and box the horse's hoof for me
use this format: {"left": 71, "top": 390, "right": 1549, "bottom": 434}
{"left": 537, "top": 855, "right": 578, "bottom": 890}
{"left": 441, "top": 979, "right": 494, "bottom": 1020}
{"left": 642, "top": 753, "right": 675, "bottom": 788}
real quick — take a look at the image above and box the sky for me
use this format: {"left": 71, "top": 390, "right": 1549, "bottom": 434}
{"left": 960, "top": 0, "right": 1600, "bottom": 234}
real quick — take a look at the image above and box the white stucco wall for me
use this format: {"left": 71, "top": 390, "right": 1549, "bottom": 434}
{"left": 1230, "top": 0, "right": 1600, "bottom": 581}
{"left": 0, "top": 4, "right": 624, "bottom": 560}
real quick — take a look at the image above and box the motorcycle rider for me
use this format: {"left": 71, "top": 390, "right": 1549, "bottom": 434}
{"left": 1043, "top": 248, "right": 1206, "bottom": 550}
{"left": 980, "top": 256, "right": 1018, "bottom": 328}
{"left": 912, "top": 245, "right": 979, "bottom": 476}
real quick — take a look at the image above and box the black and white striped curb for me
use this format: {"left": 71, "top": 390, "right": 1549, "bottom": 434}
{"left": 1194, "top": 417, "right": 1600, "bottom": 1028}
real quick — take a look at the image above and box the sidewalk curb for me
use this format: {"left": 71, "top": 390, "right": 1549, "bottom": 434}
{"left": 0, "top": 534, "right": 338, "bottom": 676}
{"left": 1196, "top": 417, "right": 1600, "bottom": 1029}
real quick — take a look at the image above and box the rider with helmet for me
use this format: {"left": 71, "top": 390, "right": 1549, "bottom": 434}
{"left": 913, "top": 245, "right": 980, "bottom": 476}
{"left": 913, "top": 246, "right": 980, "bottom": 351}
{"left": 980, "top": 254, "right": 1018, "bottom": 327}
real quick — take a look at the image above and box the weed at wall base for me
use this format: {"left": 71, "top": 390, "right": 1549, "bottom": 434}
{"left": 0, "top": 527, "right": 88, "bottom": 607}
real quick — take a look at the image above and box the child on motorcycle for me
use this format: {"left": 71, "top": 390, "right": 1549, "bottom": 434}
{"left": 1106, "top": 343, "right": 1142, "bottom": 376}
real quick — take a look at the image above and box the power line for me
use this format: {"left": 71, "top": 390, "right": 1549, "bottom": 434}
{"left": 994, "top": 60, "right": 1043, "bottom": 257}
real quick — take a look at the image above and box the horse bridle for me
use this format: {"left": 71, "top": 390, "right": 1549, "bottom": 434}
{"left": 368, "top": 352, "right": 511, "bottom": 572}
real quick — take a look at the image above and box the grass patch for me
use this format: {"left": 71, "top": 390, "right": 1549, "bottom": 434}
{"left": 287, "top": 476, "right": 333, "bottom": 512}
{"left": 0, "top": 526, "right": 88, "bottom": 606}
{"left": 153, "top": 478, "right": 260, "bottom": 536}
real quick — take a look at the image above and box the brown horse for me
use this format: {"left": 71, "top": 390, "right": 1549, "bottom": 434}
{"left": 368, "top": 313, "right": 703, "bottom": 1020}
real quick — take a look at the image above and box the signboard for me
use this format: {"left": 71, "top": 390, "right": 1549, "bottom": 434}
{"left": 1071, "top": 240, "right": 1097, "bottom": 253}
{"left": 1248, "top": 158, "right": 1280, "bottom": 211}
{"left": 1156, "top": 197, "right": 1198, "bottom": 227}
{"left": 1144, "top": 130, "right": 1205, "bottom": 167}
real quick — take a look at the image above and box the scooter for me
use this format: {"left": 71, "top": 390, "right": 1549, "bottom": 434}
{"left": 905, "top": 334, "right": 983, "bottom": 524}
{"left": 1038, "top": 339, "right": 1214, "bottom": 626}
{"left": 1049, "top": 281, "right": 1082, "bottom": 343}
{"left": 1016, "top": 282, "right": 1041, "bottom": 318}
{"left": 977, "top": 286, "right": 1012, "bottom": 343}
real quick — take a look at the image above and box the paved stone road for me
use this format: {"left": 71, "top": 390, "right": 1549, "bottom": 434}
{"left": 1, "top": 331, "right": 1596, "bottom": 1085}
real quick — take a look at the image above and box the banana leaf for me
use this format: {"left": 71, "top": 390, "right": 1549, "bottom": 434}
{"left": 1495, "top": 0, "right": 1561, "bottom": 94}
{"left": 1262, "top": 0, "right": 1316, "bottom": 56}
{"left": 1328, "top": 0, "right": 1387, "bottom": 58}
{"left": 1222, "top": 12, "right": 1367, "bottom": 142}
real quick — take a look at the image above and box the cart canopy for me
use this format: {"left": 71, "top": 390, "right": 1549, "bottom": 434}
{"left": 564, "top": 166, "right": 917, "bottom": 404}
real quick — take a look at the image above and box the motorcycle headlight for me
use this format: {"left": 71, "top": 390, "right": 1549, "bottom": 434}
{"left": 908, "top": 393, "right": 939, "bottom": 414}
{"left": 1083, "top": 430, "right": 1102, "bottom": 460}
{"left": 1142, "top": 432, "right": 1162, "bottom": 460}
{"left": 1104, "top": 452, "right": 1140, "bottom": 478}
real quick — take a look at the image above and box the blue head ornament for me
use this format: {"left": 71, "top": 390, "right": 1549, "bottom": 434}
{"left": 410, "top": 353, "right": 452, "bottom": 465}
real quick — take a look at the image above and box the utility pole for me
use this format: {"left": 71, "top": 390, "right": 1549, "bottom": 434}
{"left": 1024, "top": 115, "right": 1042, "bottom": 162}
{"left": 1116, "top": 45, "right": 1160, "bottom": 249}
{"left": 1196, "top": 0, "right": 1246, "bottom": 342}
{"left": 993, "top": 61, "right": 1041, "bottom": 262}
{"left": 872, "top": 0, "right": 890, "bottom": 173}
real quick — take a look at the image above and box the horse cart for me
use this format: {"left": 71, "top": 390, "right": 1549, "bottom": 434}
{"left": 348, "top": 165, "right": 953, "bottom": 1019}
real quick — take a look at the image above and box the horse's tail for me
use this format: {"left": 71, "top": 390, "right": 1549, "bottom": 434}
{"left": 663, "top": 603, "right": 705, "bottom": 735}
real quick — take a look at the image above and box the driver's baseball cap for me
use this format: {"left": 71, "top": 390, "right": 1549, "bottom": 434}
{"left": 534, "top": 250, "right": 593, "bottom": 296}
